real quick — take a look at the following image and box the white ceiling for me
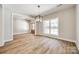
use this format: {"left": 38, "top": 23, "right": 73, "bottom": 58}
{"left": 13, "top": 13, "right": 34, "bottom": 20}
{"left": 5, "top": 4, "right": 58, "bottom": 16}
{"left": 4, "top": 4, "right": 75, "bottom": 20}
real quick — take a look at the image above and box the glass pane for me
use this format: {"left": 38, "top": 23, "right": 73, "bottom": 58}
{"left": 51, "top": 18, "right": 58, "bottom": 27}
{"left": 51, "top": 29, "right": 58, "bottom": 35}
{"left": 43, "top": 20, "right": 49, "bottom": 34}
{"left": 43, "top": 20, "right": 49, "bottom": 27}
{"left": 50, "top": 18, "right": 58, "bottom": 35}
{"left": 43, "top": 28, "right": 49, "bottom": 34}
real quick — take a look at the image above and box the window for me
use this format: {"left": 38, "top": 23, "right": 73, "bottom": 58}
{"left": 50, "top": 18, "right": 58, "bottom": 35}
{"left": 43, "top": 18, "right": 58, "bottom": 35}
{"left": 43, "top": 20, "right": 49, "bottom": 34}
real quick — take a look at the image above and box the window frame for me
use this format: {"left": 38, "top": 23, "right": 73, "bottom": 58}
{"left": 43, "top": 17, "right": 59, "bottom": 35}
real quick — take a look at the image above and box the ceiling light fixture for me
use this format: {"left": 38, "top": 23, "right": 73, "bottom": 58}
{"left": 35, "top": 5, "right": 43, "bottom": 22}
{"left": 37, "top": 5, "right": 40, "bottom": 8}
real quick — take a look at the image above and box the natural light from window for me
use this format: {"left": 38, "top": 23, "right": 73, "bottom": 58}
{"left": 43, "top": 18, "right": 58, "bottom": 35}
{"left": 43, "top": 20, "right": 49, "bottom": 34}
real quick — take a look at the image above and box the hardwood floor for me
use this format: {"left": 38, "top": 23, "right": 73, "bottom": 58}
{"left": 0, "top": 33, "right": 78, "bottom": 54}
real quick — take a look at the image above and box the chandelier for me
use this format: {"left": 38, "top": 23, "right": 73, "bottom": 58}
{"left": 35, "top": 5, "right": 43, "bottom": 22}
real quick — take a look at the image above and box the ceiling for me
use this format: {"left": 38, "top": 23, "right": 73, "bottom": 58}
{"left": 13, "top": 13, "right": 34, "bottom": 20}
{"left": 4, "top": 4, "right": 75, "bottom": 19}
{"left": 5, "top": 4, "right": 58, "bottom": 16}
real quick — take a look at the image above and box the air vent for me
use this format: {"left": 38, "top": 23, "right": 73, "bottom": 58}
{"left": 57, "top": 4, "right": 63, "bottom": 7}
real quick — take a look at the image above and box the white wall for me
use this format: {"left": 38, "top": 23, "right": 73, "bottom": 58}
{"left": 0, "top": 6, "right": 2, "bottom": 36}
{"left": 0, "top": 4, "right": 33, "bottom": 46}
{"left": 76, "top": 5, "right": 79, "bottom": 50}
{"left": 3, "top": 5, "right": 13, "bottom": 43}
{"left": 13, "top": 17, "right": 29, "bottom": 35}
{"left": 42, "top": 7, "right": 76, "bottom": 41}
{"left": 0, "top": 5, "right": 4, "bottom": 46}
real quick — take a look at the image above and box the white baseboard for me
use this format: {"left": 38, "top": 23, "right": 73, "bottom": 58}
{"left": 0, "top": 37, "right": 13, "bottom": 47}
{"left": 4, "top": 39, "right": 13, "bottom": 43}
{"left": 0, "top": 39, "right": 13, "bottom": 47}
{"left": 37, "top": 34, "right": 76, "bottom": 43}
{"left": 13, "top": 32, "right": 28, "bottom": 35}
{"left": 0, "top": 42, "right": 4, "bottom": 47}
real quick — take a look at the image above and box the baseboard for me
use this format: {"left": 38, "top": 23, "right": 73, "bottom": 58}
{"left": 0, "top": 42, "right": 4, "bottom": 47}
{"left": 37, "top": 34, "right": 76, "bottom": 43}
{"left": 13, "top": 32, "right": 28, "bottom": 35}
{"left": 4, "top": 39, "right": 13, "bottom": 43}
{"left": 0, "top": 38, "right": 13, "bottom": 47}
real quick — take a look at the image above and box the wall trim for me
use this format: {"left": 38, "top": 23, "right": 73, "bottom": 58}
{"left": 0, "top": 39, "right": 13, "bottom": 47}
{"left": 0, "top": 42, "right": 4, "bottom": 47}
{"left": 37, "top": 34, "right": 76, "bottom": 43}
{"left": 13, "top": 32, "right": 29, "bottom": 35}
{"left": 4, "top": 39, "right": 13, "bottom": 43}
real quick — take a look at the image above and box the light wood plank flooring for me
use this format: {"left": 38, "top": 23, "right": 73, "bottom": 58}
{"left": 0, "top": 33, "right": 78, "bottom": 54}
